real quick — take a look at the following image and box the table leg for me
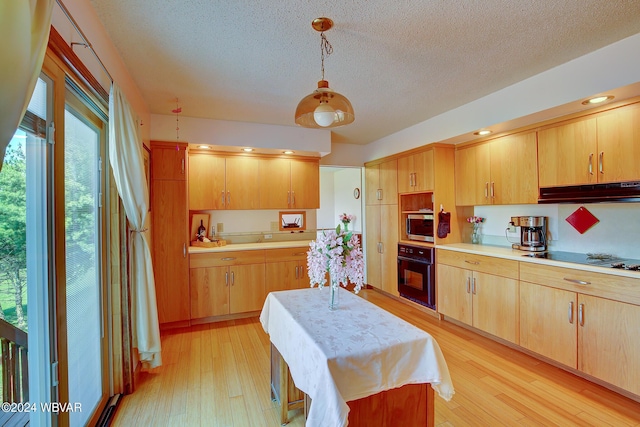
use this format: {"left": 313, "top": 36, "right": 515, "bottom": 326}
{"left": 279, "top": 350, "right": 289, "bottom": 425}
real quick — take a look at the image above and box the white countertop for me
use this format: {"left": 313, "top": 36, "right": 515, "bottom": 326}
{"left": 436, "top": 243, "right": 640, "bottom": 280}
{"left": 189, "top": 240, "right": 311, "bottom": 253}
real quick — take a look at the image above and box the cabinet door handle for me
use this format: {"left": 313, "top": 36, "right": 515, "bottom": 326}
{"left": 599, "top": 151, "right": 604, "bottom": 174}
{"left": 221, "top": 191, "right": 225, "bottom": 206}
{"left": 377, "top": 189, "right": 383, "bottom": 200}
{"left": 183, "top": 243, "right": 186, "bottom": 258}
{"left": 295, "top": 265, "right": 299, "bottom": 279}
{"left": 588, "top": 153, "right": 594, "bottom": 175}
{"left": 231, "top": 271, "right": 235, "bottom": 285}
{"left": 291, "top": 191, "right": 295, "bottom": 206}
{"left": 466, "top": 277, "right": 470, "bottom": 294}
{"left": 464, "top": 260, "right": 479, "bottom": 265}
{"left": 227, "top": 191, "right": 231, "bottom": 206}
{"left": 568, "top": 301, "right": 574, "bottom": 324}
{"left": 490, "top": 182, "right": 495, "bottom": 198}
{"left": 225, "top": 271, "right": 229, "bottom": 286}
{"left": 221, "top": 257, "right": 236, "bottom": 261}
{"left": 287, "top": 191, "right": 291, "bottom": 205}
{"left": 578, "top": 303, "right": 584, "bottom": 326}
{"left": 563, "top": 277, "right": 590, "bottom": 285}
{"left": 484, "top": 182, "right": 489, "bottom": 199}
{"left": 380, "top": 242, "right": 384, "bottom": 253}
{"left": 293, "top": 252, "right": 306, "bottom": 256}
{"left": 181, "top": 158, "right": 185, "bottom": 174}
{"left": 472, "top": 277, "right": 477, "bottom": 295}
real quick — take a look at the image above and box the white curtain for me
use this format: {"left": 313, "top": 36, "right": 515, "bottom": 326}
{"left": 0, "top": 0, "right": 53, "bottom": 170}
{"left": 109, "top": 83, "right": 162, "bottom": 368}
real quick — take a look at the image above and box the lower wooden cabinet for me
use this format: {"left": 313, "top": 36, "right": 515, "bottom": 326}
{"left": 189, "top": 250, "right": 267, "bottom": 319}
{"left": 265, "top": 247, "right": 310, "bottom": 293}
{"left": 437, "top": 250, "right": 519, "bottom": 343}
{"left": 519, "top": 263, "right": 640, "bottom": 396}
{"left": 437, "top": 264, "right": 518, "bottom": 343}
{"left": 189, "top": 246, "right": 311, "bottom": 320}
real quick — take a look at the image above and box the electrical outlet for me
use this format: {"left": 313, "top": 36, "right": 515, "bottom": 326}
{"left": 270, "top": 221, "right": 278, "bottom": 231}
{"left": 217, "top": 222, "right": 224, "bottom": 233}
{"left": 264, "top": 234, "right": 272, "bottom": 240}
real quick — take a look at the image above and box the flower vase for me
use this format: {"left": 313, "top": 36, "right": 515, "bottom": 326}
{"left": 329, "top": 283, "right": 340, "bottom": 310}
{"left": 342, "top": 222, "right": 349, "bottom": 232}
{"left": 471, "top": 224, "right": 482, "bottom": 244}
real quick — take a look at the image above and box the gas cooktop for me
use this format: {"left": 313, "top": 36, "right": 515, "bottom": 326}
{"left": 522, "top": 251, "right": 640, "bottom": 271}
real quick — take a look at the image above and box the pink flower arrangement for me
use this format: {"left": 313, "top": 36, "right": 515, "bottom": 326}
{"left": 307, "top": 223, "right": 364, "bottom": 293}
{"left": 339, "top": 213, "right": 355, "bottom": 224}
{"left": 467, "top": 216, "right": 485, "bottom": 224}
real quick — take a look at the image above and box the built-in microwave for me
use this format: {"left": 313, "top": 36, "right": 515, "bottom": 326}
{"left": 406, "top": 213, "right": 434, "bottom": 242}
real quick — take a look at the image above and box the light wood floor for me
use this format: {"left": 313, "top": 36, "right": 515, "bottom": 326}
{"left": 112, "top": 289, "right": 640, "bottom": 426}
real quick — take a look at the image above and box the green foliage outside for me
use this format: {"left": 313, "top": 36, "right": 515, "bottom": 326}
{"left": 0, "top": 141, "right": 27, "bottom": 331}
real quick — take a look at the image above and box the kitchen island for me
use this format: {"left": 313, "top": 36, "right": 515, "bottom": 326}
{"left": 260, "top": 287, "right": 454, "bottom": 427}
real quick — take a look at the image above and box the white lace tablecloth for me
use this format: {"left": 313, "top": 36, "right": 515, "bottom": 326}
{"left": 260, "top": 287, "right": 454, "bottom": 427}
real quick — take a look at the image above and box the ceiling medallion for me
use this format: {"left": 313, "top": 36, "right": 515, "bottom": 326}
{"left": 295, "top": 17, "right": 355, "bottom": 129}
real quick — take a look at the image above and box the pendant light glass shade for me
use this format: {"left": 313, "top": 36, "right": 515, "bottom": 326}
{"left": 295, "top": 80, "right": 355, "bottom": 128}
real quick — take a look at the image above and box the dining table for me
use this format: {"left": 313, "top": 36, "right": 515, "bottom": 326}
{"left": 259, "top": 287, "right": 454, "bottom": 427}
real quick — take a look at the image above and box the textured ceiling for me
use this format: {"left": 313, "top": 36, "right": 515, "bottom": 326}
{"left": 89, "top": 0, "right": 640, "bottom": 145}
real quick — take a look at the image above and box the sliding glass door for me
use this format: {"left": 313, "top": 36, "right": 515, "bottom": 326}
{"left": 61, "top": 88, "right": 109, "bottom": 426}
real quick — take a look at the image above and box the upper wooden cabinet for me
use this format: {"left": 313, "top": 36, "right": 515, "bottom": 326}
{"left": 259, "top": 158, "right": 320, "bottom": 209}
{"left": 455, "top": 131, "right": 538, "bottom": 205}
{"left": 397, "top": 150, "right": 434, "bottom": 193}
{"left": 538, "top": 102, "right": 640, "bottom": 187}
{"left": 189, "top": 153, "right": 316, "bottom": 210}
{"left": 365, "top": 159, "right": 397, "bottom": 205}
{"left": 151, "top": 141, "right": 187, "bottom": 180}
{"left": 537, "top": 117, "right": 598, "bottom": 187}
{"left": 188, "top": 153, "right": 260, "bottom": 210}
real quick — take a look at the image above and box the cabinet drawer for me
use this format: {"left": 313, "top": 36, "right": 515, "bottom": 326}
{"left": 519, "top": 263, "right": 640, "bottom": 305}
{"left": 265, "top": 247, "right": 309, "bottom": 263}
{"left": 437, "top": 250, "right": 518, "bottom": 279}
{"left": 190, "top": 250, "right": 266, "bottom": 268}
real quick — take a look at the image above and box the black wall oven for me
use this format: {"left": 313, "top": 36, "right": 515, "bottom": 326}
{"left": 397, "top": 244, "right": 435, "bottom": 310}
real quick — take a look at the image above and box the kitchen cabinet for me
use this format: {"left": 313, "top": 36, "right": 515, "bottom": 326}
{"left": 397, "top": 150, "right": 434, "bottom": 194}
{"left": 151, "top": 141, "right": 190, "bottom": 325}
{"left": 188, "top": 153, "right": 259, "bottom": 210}
{"left": 365, "top": 204, "right": 398, "bottom": 296}
{"left": 151, "top": 141, "right": 186, "bottom": 181}
{"left": 189, "top": 250, "right": 266, "bottom": 319}
{"left": 258, "top": 158, "right": 320, "bottom": 209}
{"left": 365, "top": 159, "right": 397, "bottom": 205}
{"left": 538, "top": 102, "right": 640, "bottom": 186}
{"left": 265, "top": 247, "right": 310, "bottom": 293}
{"left": 519, "top": 262, "right": 640, "bottom": 396}
{"left": 455, "top": 131, "right": 537, "bottom": 205}
{"left": 436, "top": 250, "right": 518, "bottom": 343}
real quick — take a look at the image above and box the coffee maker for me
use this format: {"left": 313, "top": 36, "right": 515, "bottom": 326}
{"left": 509, "top": 216, "right": 547, "bottom": 252}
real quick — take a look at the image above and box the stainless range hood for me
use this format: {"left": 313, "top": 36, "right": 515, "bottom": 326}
{"left": 539, "top": 181, "right": 640, "bottom": 203}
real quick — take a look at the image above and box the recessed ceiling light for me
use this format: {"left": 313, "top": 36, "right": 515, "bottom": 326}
{"left": 283, "top": 150, "right": 294, "bottom": 155}
{"left": 198, "top": 145, "right": 210, "bottom": 149}
{"left": 582, "top": 95, "right": 614, "bottom": 105}
{"left": 474, "top": 130, "right": 492, "bottom": 136}
{"left": 242, "top": 148, "right": 254, "bottom": 152}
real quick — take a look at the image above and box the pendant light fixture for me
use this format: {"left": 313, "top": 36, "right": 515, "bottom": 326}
{"left": 295, "top": 17, "right": 354, "bottom": 128}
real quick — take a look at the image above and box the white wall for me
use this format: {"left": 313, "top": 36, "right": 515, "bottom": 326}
{"left": 201, "top": 209, "right": 317, "bottom": 234}
{"left": 474, "top": 203, "right": 640, "bottom": 259}
{"left": 332, "top": 168, "right": 363, "bottom": 233}
{"left": 318, "top": 170, "right": 336, "bottom": 228}
{"left": 317, "top": 167, "right": 363, "bottom": 231}
{"left": 151, "top": 114, "right": 331, "bottom": 156}
{"left": 364, "top": 32, "right": 640, "bottom": 162}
